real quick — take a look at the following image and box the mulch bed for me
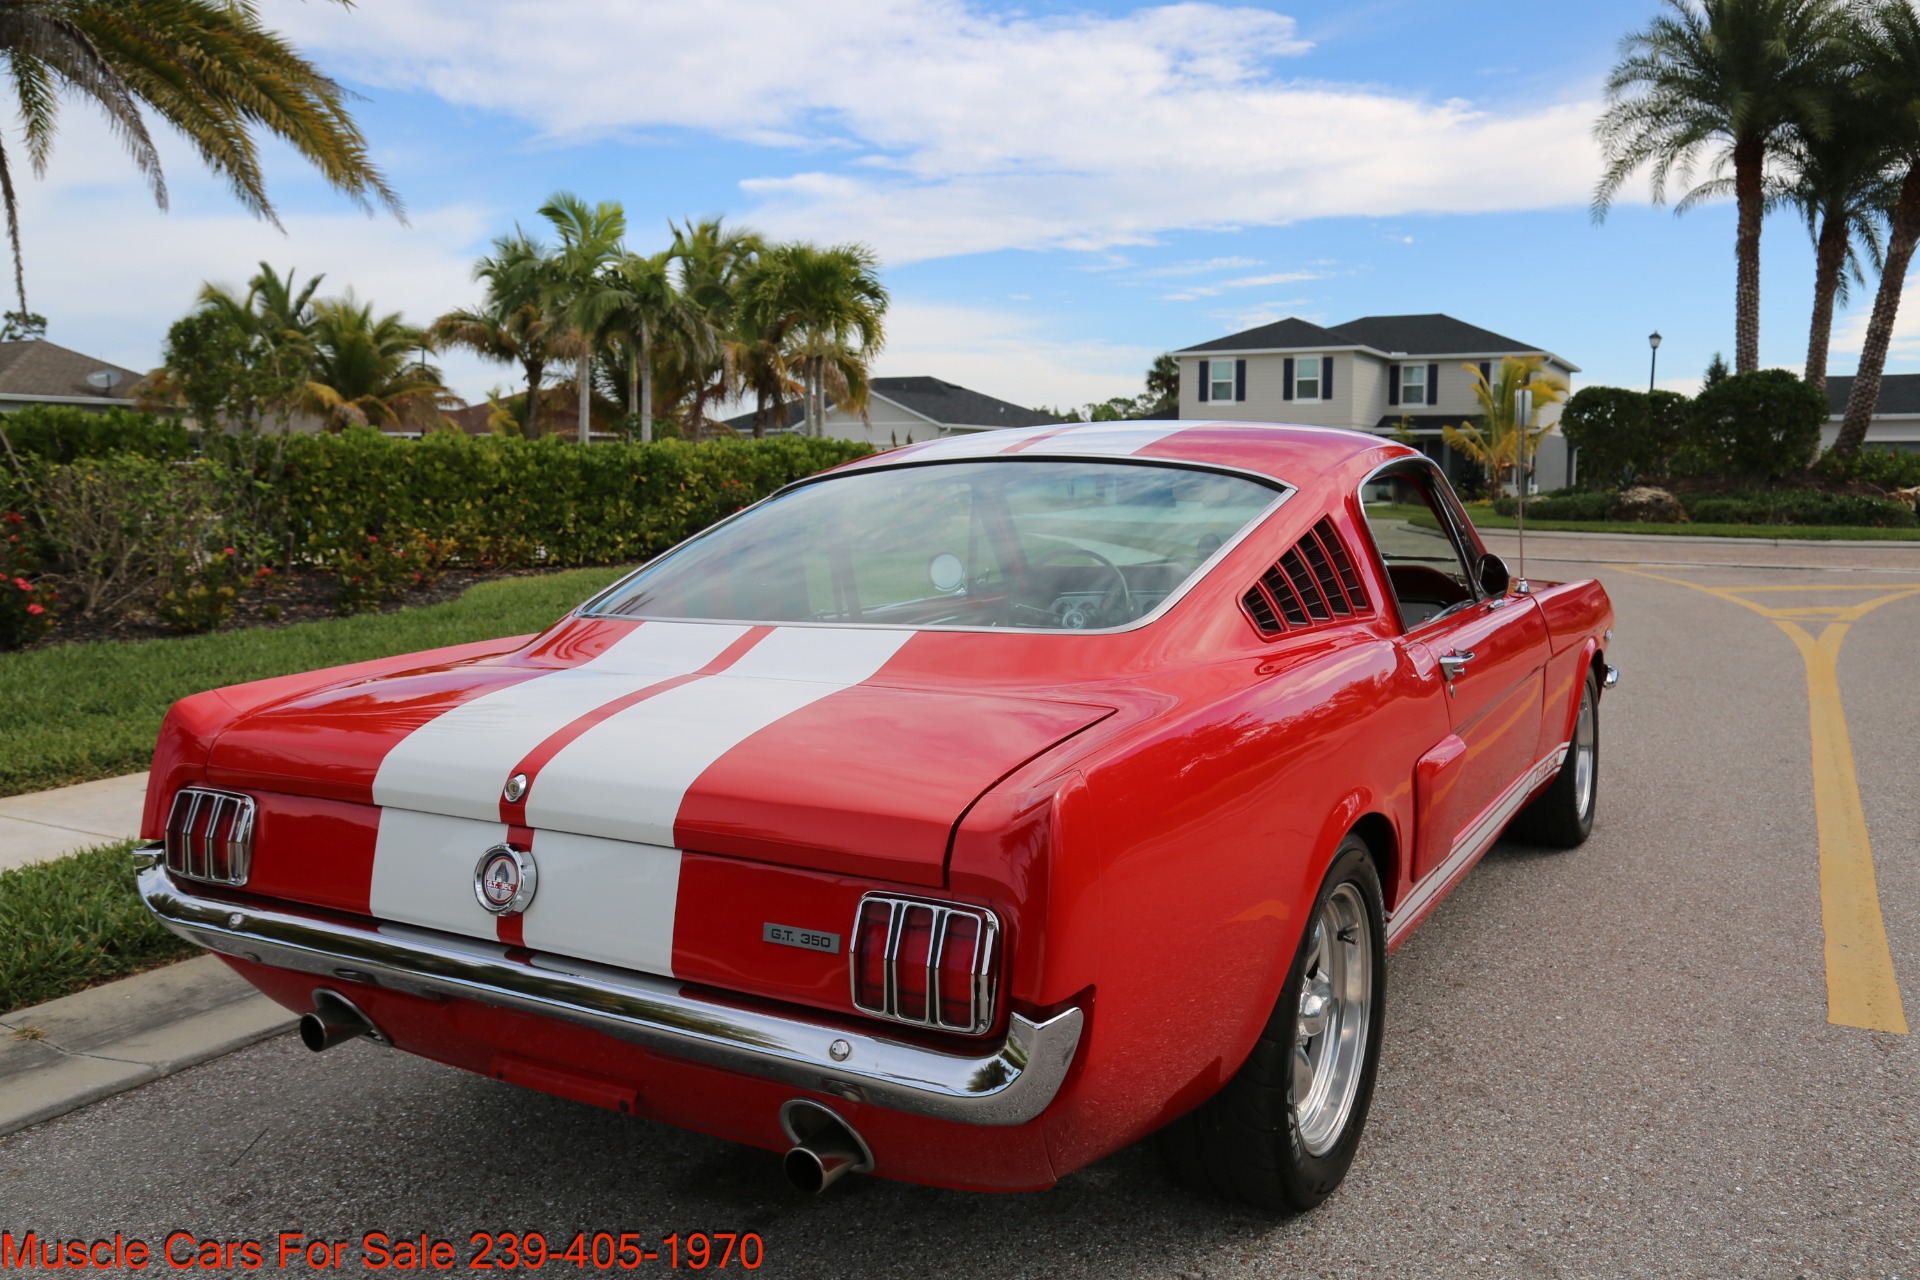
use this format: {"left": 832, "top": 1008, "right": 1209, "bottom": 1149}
{"left": 21, "top": 565, "right": 561, "bottom": 651}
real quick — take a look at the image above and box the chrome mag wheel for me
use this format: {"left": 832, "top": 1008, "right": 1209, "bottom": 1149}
{"left": 1292, "top": 882, "right": 1373, "bottom": 1157}
{"left": 1572, "top": 686, "right": 1597, "bottom": 819}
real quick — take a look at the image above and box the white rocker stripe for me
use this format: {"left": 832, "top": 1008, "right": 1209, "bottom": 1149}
{"left": 1386, "top": 742, "right": 1571, "bottom": 947}
{"left": 522, "top": 627, "right": 915, "bottom": 848}
{"left": 371, "top": 620, "right": 752, "bottom": 821}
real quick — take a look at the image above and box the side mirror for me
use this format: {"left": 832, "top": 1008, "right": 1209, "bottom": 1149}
{"left": 1477, "top": 552, "right": 1511, "bottom": 598}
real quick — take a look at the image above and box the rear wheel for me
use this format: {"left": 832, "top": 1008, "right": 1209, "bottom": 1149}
{"left": 1160, "top": 838, "right": 1386, "bottom": 1212}
{"left": 1509, "top": 670, "right": 1599, "bottom": 848}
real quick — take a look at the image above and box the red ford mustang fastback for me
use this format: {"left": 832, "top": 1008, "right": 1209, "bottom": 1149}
{"left": 137, "top": 422, "right": 1614, "bottom": 1210}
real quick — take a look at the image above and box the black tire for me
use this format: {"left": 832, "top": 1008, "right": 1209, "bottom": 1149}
{"left": 1159, "top": 838, "right": 1387, "bottom": 1212}
{"left": 1509, "top": 670, "right": 1600, "bottom": 848}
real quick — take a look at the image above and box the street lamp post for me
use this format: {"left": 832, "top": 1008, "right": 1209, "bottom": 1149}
{"left": 1649, "top": 331, "right": 1662, "bottom": 394}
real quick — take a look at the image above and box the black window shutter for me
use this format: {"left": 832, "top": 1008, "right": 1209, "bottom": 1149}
{"left": 1388, "top": 366, "right": 1400, "bottom": 407}
{"left": 1198, "top": 359, "right": 1210, "bottom": 403}
{"left": 1479, "top": 360, "right": 1492, "bottom": 387}
{"left": 1322, "top": 356, "right": 1334, "bottom": 400}
{"left": 1426, "top": 363, "right": 1440, "bottom": 406}
{"left": 1283, "top": 357, "right": 1295, "bottom": 401}
{"left": 1235, "top": 359, "right": 1247, "bottom": 402}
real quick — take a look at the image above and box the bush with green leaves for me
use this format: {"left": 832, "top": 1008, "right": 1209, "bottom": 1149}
{"left": 1678, "top": 370, "right": 1826, "bottom": 481}
{"left": 0, "top": 405, "right": 192, "bottom": 463}
{"left": 1681, "top": 490, "right": 1916, "bottom": 528}
{"left": 1558, "top": 386, "right": 1691, "bottom": 487}
{"left": 1491, "top": 491, "right": 1617, "bottom": 521}
{"left": 1, "top": 509, "right": 56, "bottom": 650}
{"left": 1811, "top": 445, "right": 1920, "bottom": 491}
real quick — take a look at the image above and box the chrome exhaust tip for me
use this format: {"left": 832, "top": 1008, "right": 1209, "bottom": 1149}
{"left": 299, "top": 988, "right": 385, "bottom": 1052}
{"left": 779, "top": 1099, "right": 873, "bottom": 1194}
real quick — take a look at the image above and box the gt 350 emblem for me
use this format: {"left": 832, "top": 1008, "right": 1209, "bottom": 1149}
{"left": 763, "top": 923, "right": 841, "bottom": 954}
{"left": 474, "top": 844, "right": 537, "bottom": 916}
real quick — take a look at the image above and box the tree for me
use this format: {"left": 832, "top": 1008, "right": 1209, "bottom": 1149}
{"left": 746, "top": 241, "right": 887, "bottom": 437}
{"left": 602, "top": 250, "right": 710, "bottom": 442}
{"left": 1594, "top": 0, "right": 1849, "bottom": 374}
{"left": 1442, "top": 357, "right": 1569, "bottom": 491}
{"left": 1836, "top": 1, "right": 1920, "bottom": 455}
{"left": 1781, "top": 79, "right": 1896, "bottom": 388}
{"left": 1144, "top": 353, "right": 1179, "bottom": 414}
{"left": 1686, "top": 368, "right": 1826, "bottom": 476}
{"left": 1559, "top": 386, "right": 1692, "bottom": 487}
{"left": 145, "top": 261, "right": 321, "bottom": 429}
{"left": 669, "top": 218, "right": 764, "bottom": 438}
{"left": 430, "top": 231, "right": 568, "bottom": 441}
{"left": 537, "top": 193, "right": 628, "bottom": 443}
{"left": 303, "top": 297, "right": 450, "bottom": 432}
{"left": 0, "top": 310, "right": 45, "bottom": 341}
{"left": 1703, "top": 351, "right": 1731, "bottom": 387}
{"left": 0, "top": 0, "right": 401, "bottom": 308}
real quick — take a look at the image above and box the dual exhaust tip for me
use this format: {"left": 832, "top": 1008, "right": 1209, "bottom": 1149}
{"left": 780, "top": 1099, "right": 873, "bottom": 1195}
{"left": 298, "top": 989, "right": 386, "bottom": 1053}
{"left": 300, "top": 993, "right": 872, "bottom": 1195}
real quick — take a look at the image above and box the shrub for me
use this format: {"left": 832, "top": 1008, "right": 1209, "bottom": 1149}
{"left": 153, "top": 546, "right": 251, "bottom": 634}
{"left": 1558, "top": 387, "right": 1690, "bottom": 487}
{"left": 325, "top": 529, "right": 452, "bottom": 614}
{"left": 1811, "top": 445, "right": 1920, "bottom": 491}
{"left": 1678, "top": 370, "right": 1825, "bottom": 480}
{"left": 1682, "top": 490, "right": 1917, "bottom": 528}
{"left": 0, "top": 510, "right": 56, "bottom": 650}
{"left": 0, "top": 405, "right": 192, "bottom": 463}
{"left": 1491, "top": 491, "right": 1617, "bottom": 520}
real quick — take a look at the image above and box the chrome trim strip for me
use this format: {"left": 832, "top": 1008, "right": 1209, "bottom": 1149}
{"left": 135, "top": 865, "right": 1080, "bottom": 1126}
{"left": 1385, "top": 741, "right": 1570, "bottom": 947}
{"left": 573, "top": 455, "right": 1295, "bottom": 637}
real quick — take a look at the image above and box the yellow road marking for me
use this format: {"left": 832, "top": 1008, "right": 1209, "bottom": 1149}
{"left": 1612, "top": 566, "right": 1914, "bottom": 1035}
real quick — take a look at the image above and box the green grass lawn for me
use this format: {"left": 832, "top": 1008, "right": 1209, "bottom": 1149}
{"left": 0, "top": 840, "right": 193, "bottom": 1014}
{"left": 0, "top": 566, "right": 631, "bottom": 799}
{"left": 1365, "top": 503, "right": 1920, "bottom": 542}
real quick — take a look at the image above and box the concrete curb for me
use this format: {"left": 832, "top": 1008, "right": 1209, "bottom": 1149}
{"left": 0, "top": 954, "right": 295, "bottom": 1136}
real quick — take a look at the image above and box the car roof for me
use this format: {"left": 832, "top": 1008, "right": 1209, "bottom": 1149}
{"left": 837, "top": 420, "right": 1403, "bottom": 486}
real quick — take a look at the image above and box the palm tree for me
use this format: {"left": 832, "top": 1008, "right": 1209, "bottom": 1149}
{"left": 602, "top": 249, "right": 710, "bottom": 442}
{"left": 162, "top": 261, "right": 321, "bottom": 427}
{"left": 746, "top": 241, "right": 887, "bottom": 436}
{"left": 0, "top": 0, "right": 401, "bottom": 308}
{"left": 1835, "top": 1, "right": 1920, "bottom": 455}
{"left": 670, "top": 217, "right": 763, "bottom": 438}
{"left": 537, "top": 192, "right": 627, "bottom": 443}
{"left": 1442, "top": 357, "right": 1569, "bottom": 492}
{"left": 430, "top": 231, "right": 568, "bottom": 440}
{"left": 304, "top": 297, "right": 450, "bottom": 431}
{"left": 1594, "top": 0, "right": 1849, "bottom": 374}
{"left": 1781, "top": 81, "right": 1896, "bottom": 389}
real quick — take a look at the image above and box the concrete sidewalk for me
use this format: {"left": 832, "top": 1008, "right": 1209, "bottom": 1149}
{"left": 0, "top": 773, "right": 147, "bottom": 872}
{"left": 0, "top": 955, "right": 295, "bottom": 1135}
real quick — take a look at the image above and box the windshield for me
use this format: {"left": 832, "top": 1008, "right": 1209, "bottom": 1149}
{"left": 584, "top": 459, "right": 1283, "bottom": 631}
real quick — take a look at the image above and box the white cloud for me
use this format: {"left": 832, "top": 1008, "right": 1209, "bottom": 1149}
{"left": 278, "top": 0, "right": 1603, "bottom": 264}
{"left": 1163, "top": 267, "right": 1327, "bottom": 299}
{"left": 871, "top": 302, "right": 1157, "bottom": 410}
{"left": 1830, "top": 271, "right": 1920, "bottom": 366}
{"left": 1139, "top": 256, "right": 1266, "bottom": 278}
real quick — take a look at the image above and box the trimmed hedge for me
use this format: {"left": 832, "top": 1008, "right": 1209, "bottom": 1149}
{"left": 1492, "top": 492, "right": 1616, "bottom": 521}
{"left": 1682, "top": 490, "right": 1917, "bottom": 528}
{"left": 1676, "top": 370, "right": 1826, "bottom": 481}
{"left": 0, "top": 405, "right": 192, "bottom": 463}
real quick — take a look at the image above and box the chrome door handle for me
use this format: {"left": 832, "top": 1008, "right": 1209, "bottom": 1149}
{"left": 1438, "top": 650, "right": 1475, "bottom": 681}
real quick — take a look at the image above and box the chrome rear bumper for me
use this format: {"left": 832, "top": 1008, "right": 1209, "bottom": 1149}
{"left": 134, "top": 861, "right": 1081, "bottom": 1126}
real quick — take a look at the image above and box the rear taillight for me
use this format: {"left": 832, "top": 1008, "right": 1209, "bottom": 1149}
{"left": 164, "top": 787, "right": 255, "bottom": 886}
{"left": 849, "top": 894, "right": 999, "bottom": 1035}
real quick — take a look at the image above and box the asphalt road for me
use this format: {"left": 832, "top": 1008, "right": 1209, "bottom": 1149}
{"left": 5, "top": 534, "right": 1917, "bottom": 1279}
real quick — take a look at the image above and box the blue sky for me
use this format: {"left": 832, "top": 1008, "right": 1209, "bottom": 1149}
{"left": 28, "top": 0, "right": 1902, "bottom": 409}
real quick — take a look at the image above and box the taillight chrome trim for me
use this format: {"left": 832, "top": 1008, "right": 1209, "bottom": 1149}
{"left": 850, "top": 894, "right": 1000, "bottom": 1036}
{"left": 164, "top": 787, "right": 256, "bottom": 887}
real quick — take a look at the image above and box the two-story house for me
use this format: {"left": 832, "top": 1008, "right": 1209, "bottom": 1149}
{"left": 1176, "top": 313, "right": 1580, "bottom": 488}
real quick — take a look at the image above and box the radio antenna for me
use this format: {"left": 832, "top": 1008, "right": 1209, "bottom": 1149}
{"left": 1514, "top": 386, "right": 1532, "bottom": 593}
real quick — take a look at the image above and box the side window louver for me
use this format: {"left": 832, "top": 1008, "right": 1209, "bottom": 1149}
{"left": 1240, "top": 518, "right": 1370, "bottom": 638}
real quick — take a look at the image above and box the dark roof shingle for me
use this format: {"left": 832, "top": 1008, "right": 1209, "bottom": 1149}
{"left": 1180, "top": 312, "right": 1545, "bottom": 358}
{"left": 0, "top": 340, "right": 143, "bottom": 400}
{"left": 724, "top": 376, "right": 1061, "bottom": 432}
{"left": 1822, "top": 373, "right": 1920, "bottom": 416}
{"left": 1177, "top": 317, "right": 1354, "bottom": 354}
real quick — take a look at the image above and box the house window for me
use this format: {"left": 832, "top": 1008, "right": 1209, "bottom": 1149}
{"left": 1399, "top": 364, "right": 1426, "bottom": 406}
{"left": 1295, "top": 356, "right": 1321, "bottom": 401}
{"left": 1210, "top": 362, "right": 1236, "bottom": 402}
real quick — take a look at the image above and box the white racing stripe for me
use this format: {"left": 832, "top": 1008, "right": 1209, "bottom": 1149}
{"left": 372, "top": 621, "right": 751, "bottom": 820}
{"left": 517, "top": 829, "right": 680, "bottom": 977}
{"left": 370, "top": 807, "right": 508, "bottom": 941}
{"left": 1012, "top": 423, "right": 1193, "bottom": 456}
{"left": 524, "top": 627, "right": 915, "bottom": 846}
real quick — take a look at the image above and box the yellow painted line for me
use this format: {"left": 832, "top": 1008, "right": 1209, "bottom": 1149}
{"left": 1611, "top": 566, "right": 1914, "bottom": 1034}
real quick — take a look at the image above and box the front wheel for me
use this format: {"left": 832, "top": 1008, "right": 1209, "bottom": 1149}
{"left": 1509, "top": 670, "right": 1599, "bottom": 848}
{"left": 1159, "top": 838, "right": 1387, "bottom": 1212}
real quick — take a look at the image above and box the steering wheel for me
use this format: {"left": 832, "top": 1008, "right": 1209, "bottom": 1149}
{"left": 1027, "top": 547, "right": 1134, "bottom": 629}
